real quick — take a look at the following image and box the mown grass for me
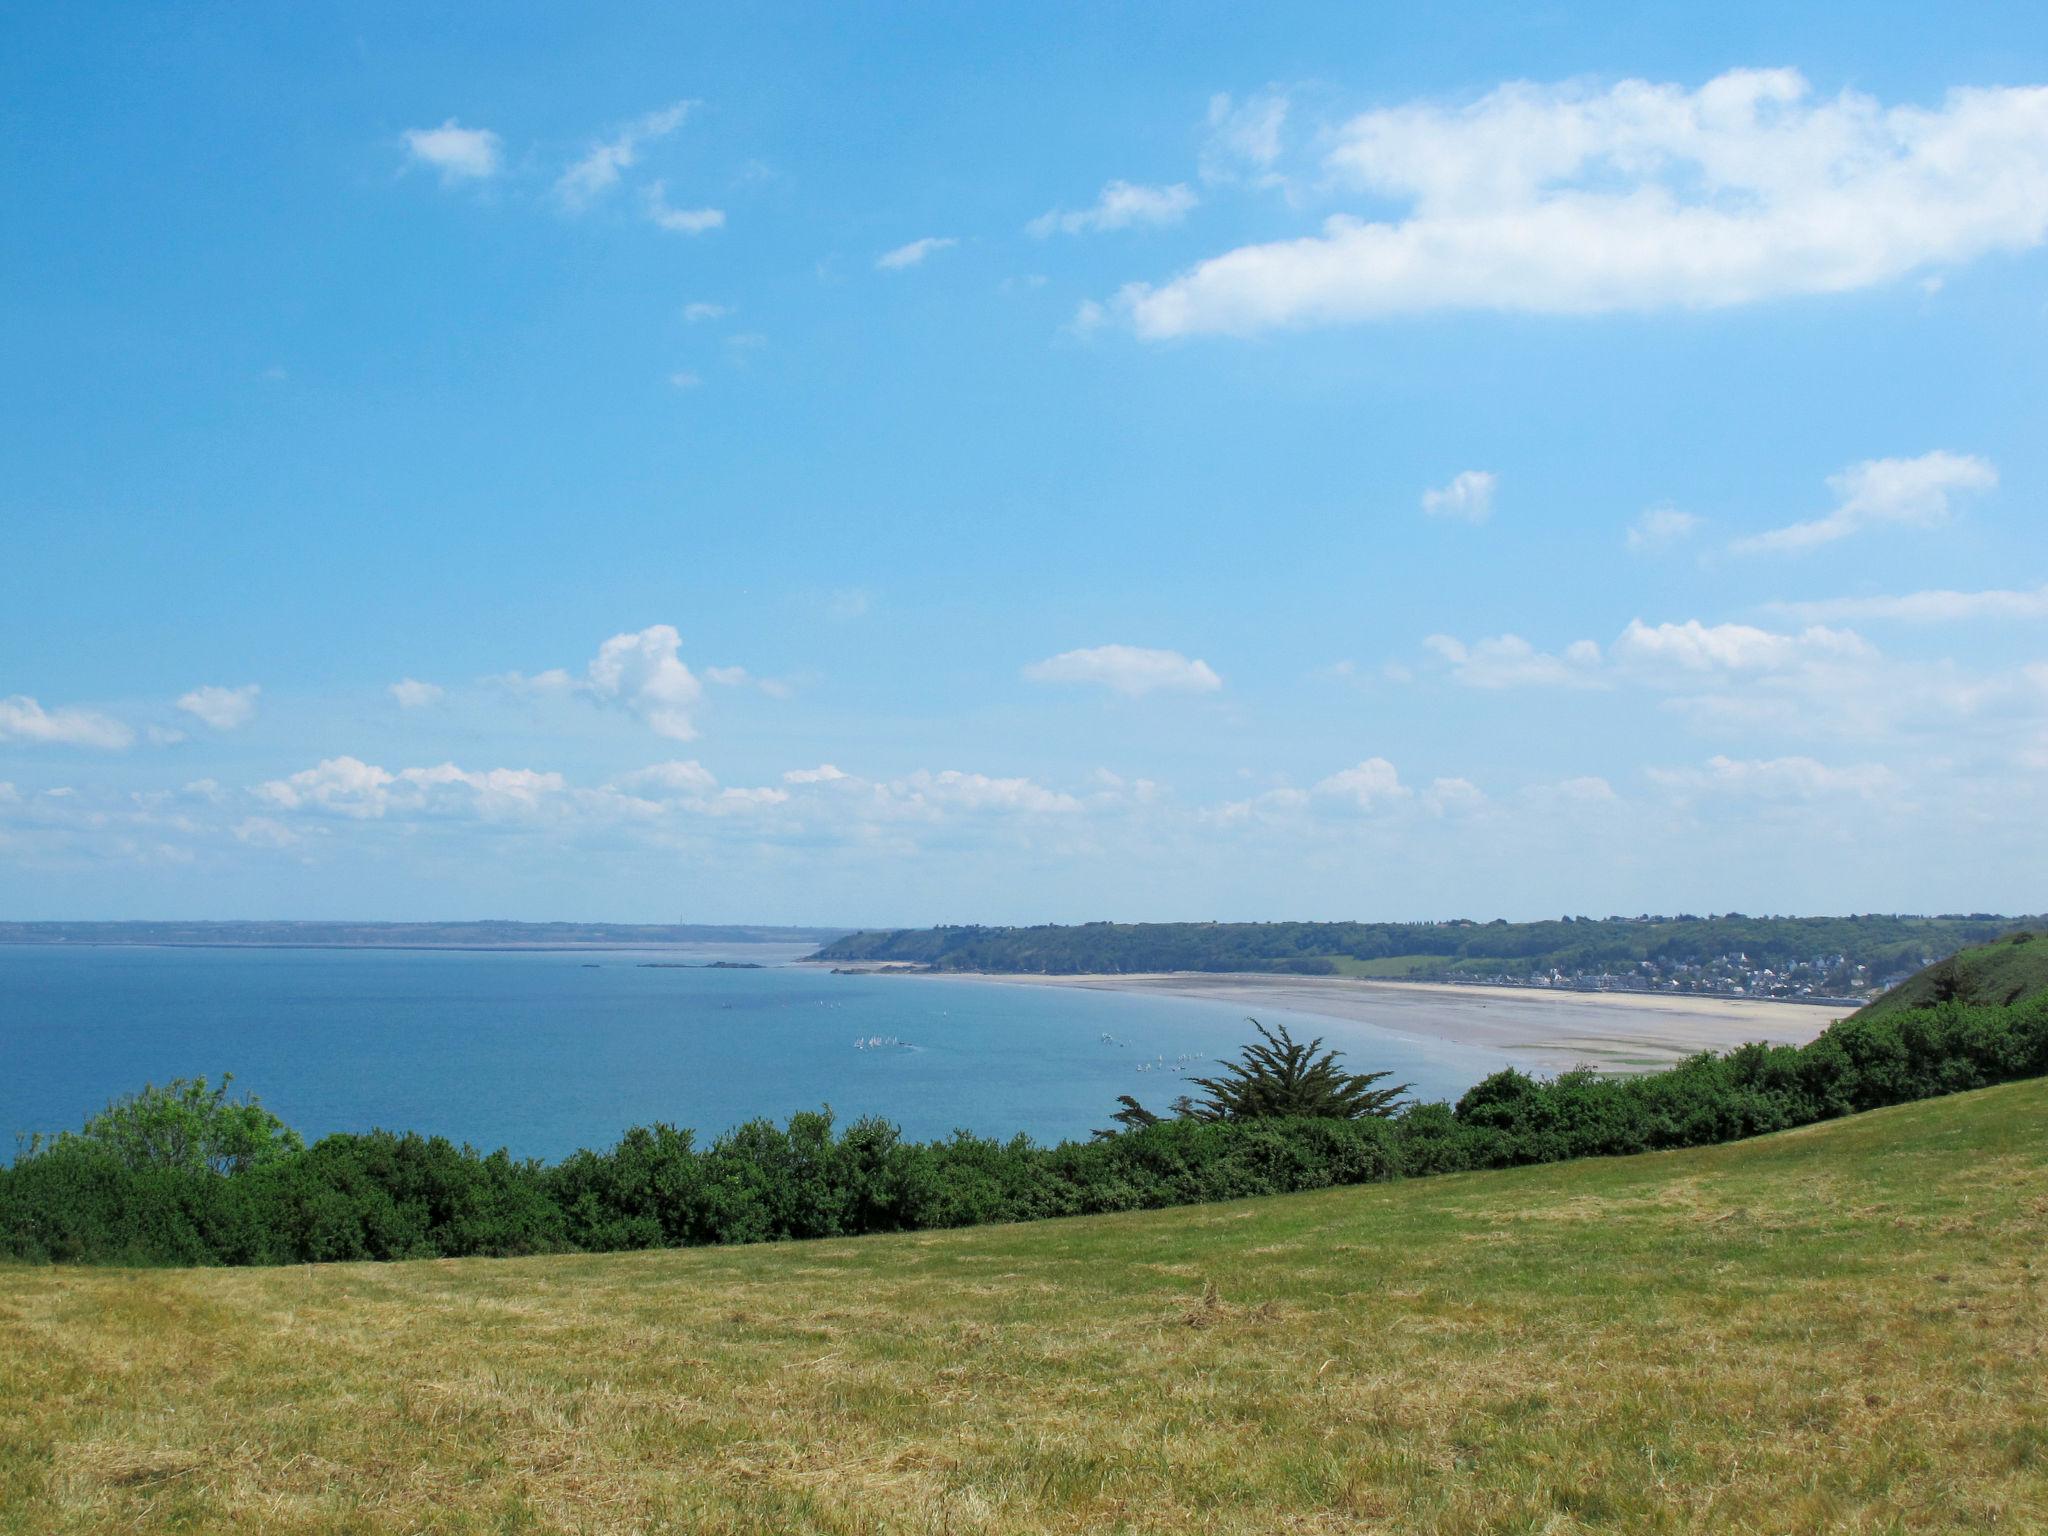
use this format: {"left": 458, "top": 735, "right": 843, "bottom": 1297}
{"left": 3, "top": 1080, "right": 2044, "bottom": 1535}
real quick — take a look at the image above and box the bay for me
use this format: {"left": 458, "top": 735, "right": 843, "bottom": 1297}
{"left": 0, "top": 944, "right": 1515, "bottom": 1160}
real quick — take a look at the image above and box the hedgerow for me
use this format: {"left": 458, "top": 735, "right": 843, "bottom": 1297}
{"left": 3, "top": 995, "right": 2043, "bottom": 1266}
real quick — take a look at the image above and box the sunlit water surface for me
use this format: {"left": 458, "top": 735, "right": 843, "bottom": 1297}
{"left": 0, "top": 945, "right": 1517, "bottom": 1159}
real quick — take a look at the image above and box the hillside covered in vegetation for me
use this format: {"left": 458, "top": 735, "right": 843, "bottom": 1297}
{"left": 1854, "top": 928, "right": 2048, "bottom": 1018}
{"left": 5, "top": 1076, "right": 2042, "bottom": 1532}
{"left": 813, "top": 913, "right": 2037, "bottom": 996}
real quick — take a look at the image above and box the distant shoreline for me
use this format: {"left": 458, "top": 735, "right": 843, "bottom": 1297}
{"left": 825, "top": 966, "right": 1845, "bottom": 1074}
{"left": 0, "top": 941, "right": 802, "bottom": 953}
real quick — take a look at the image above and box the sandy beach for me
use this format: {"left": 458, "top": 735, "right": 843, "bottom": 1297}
{"left": 860, "top": 969, "right": 1847, "bottom": 1075}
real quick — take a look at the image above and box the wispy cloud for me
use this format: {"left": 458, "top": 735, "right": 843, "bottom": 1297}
{"left": 1117, "top": 70, "right": 2048, "bottom": 337}
{"left": 877, "top": 236, "right": 957, "bottom": 271}
{"left": 0, "top": 695, "right": 133, "bottom": 750}
{"left": 555, "top": 101, "right": 694, "bottom": 209}
{"left": 1201, "top": 90, "right": 1289, "bottom": 184}
{"left": 645, "top": 182, "right": 725, "bottom": 234}
{"left": 1731, "top": 451, "right": 1996, "bottom": 554}
{"left": 175, "top": 684, "right": 260, "bottom": 731}
{"left": 389, "top": 679, "right": 445, "bottom": 708}
{"left": 1649, "top": 754, "right": 1899, "bottom": 801}
{"left": 1421, "top": 469, "right": 1495, "bottom": 523}
{"left": 1609, "top": 618, "right": 1872, "bottom": 676}
{"left": 1425, "top": 634, "right": 1602, "bottom": 689}
{"left": 1765, "top": 584, "right": 2048, "bottom": 624}
{"left": 1023, "top": 645, "right": 1223, "bottom": 697}
{"left": 1029, "top": 181, "right": 1197, "bottom": 237}
{"left": 1627, "top": 505, "right": 1701, "bottom": 552}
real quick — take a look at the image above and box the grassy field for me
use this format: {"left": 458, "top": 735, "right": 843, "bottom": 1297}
{"left": 3, "top": 1082, "right": 2044, "bottom": 1535}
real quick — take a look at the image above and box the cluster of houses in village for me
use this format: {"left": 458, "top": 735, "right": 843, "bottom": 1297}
{"left": 1492, "top": 951, "right": 1916, "bottom": 1004}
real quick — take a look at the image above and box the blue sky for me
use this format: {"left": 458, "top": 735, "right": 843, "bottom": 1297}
{"left": 4, "top": 2, "right": 2046, "bottom": 924}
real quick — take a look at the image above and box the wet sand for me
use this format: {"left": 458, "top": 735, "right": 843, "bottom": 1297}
{"left": 872, "top": 970, "right": 1847, "bottom": 1075}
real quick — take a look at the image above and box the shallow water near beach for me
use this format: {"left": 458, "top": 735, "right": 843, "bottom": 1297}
{"left": 0, "top": 945, "right": 1520, "bottom": 1159}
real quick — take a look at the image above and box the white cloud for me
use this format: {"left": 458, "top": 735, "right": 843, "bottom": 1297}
{"left": 702, "top": 665, "right": 791, "bottom": 698}
{"left": 1627, "top": 505, "right": 1701, "bottom": 552}
{"left": 783, "top": 764, "right": 848, "bottom": 784}
{"left": 645, "top": 183, "right": 725, "bottom": 234}
{"left": 1732, "top": 451, "right": 1996, "bottom": 554}
{"left": 1029, "top": 181, "right": 1198, "bottom": 237}
{"left": 1118, "top": 70, "right": 2048, "bottom": 337}
{"left": 1421, "top": 469, "right": 1495, "bottom": 523}
{"left": 1424, "top": 633, "right": 1602, "bottom": 688}
{"left": 1610, "top": 618, "right": 1872, "bottom": 676}
{"left": 1023, "top": 644, "right": 1223, "bottom": 697}
{"left": 669, "top": 370, "right": 704, "bottom": 389}
{"left": 401, "top": 120, "right": 503, "bottom": 183}
{"left": 1207, "top": 786, "right": 1313, "bottom": 827}
{"left": 389, "top": 678, "right": 445, "bottom": 708}
{"left": 1423, "top": 776, "right": 1487, "bottom": 816}
{"left": 257, "top": 756, "right": 569, "bottom": 820}
{"left": 1066, "top": 299, "right": 1110, "bottom": 337}
{"left": 683, "top": 301, "right": 730, "bottom": 323}
{"left": 586, "top": 625, "right": 704, "bottom": 740}
{"left": 555, "top": 101, "right": 693, "bottom": 209}
{"left": 395, "top": 764, "right": 570, "bottom": 818}
{"left": 234, "top": 816, "right": 300, "bottom": 849}
{"left": 0, "top": 695, "right": 133, "bottom": 750}
{"left": 498, "top": 627, "right": 707, "bottom": 739}
{"left": 877, "top": 237, "right": 957, "bottom": 271}
{"left": 1547, "top": 775, "right": 1618, "bottom": 803}
{"left": 896, "top": 769, "right": 1079, "bottom": 815}
{"left": 1314, "top": 757, "right": 1412, "bottom": 810}
{"left": 1649, "top": 754, "right": 1898, "bottom": 800}
{"left": 1201, "top": 90, "right": 1289, "bottom": 184}
{"left": 615, "top": 759, "right": 719, "bottom": 795}
{"left": 256, "top": 756, "right": 395, "bottom": 818}
{"left": 175, "top": 684, "right": 260, "bottom": 731}
{"left": 1766, "top": 584, "right": 2048, "bottom": 624}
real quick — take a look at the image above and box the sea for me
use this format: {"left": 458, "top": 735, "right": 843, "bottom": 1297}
{"left": 0, "top": 944, "right": 1517, "bottom": 1161}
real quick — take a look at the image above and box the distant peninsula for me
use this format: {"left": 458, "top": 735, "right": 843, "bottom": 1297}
{"left": 0, "top": 921, "right": 850, "bottom": 951}
{"left": 811, "top": 913, "right": 2046, "bottom": 1003}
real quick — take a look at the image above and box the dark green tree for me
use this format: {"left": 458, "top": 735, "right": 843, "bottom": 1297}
{"left": 1113, "top": 1020, "right": 1411, "bottom": 1126}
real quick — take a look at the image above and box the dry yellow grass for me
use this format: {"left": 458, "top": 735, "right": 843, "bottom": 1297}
{"left": 4, "top": 1079, "right": 2045, "bottom": 1533}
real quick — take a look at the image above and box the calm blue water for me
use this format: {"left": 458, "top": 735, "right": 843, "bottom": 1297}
{"left": 0, "top": 945, "right": 1516, "bottom": 1160}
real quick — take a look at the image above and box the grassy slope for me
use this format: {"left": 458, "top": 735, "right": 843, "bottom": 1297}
{"left": 3, "top": 1083, "right": 2044, "bottom": 1536}
{"left": 1857, "top": 931, "right": 2048, "bottom": 1019}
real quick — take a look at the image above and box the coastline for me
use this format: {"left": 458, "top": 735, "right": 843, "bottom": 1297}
{"left": 829, "top": 967, "right": 1844, "bottom": 1075}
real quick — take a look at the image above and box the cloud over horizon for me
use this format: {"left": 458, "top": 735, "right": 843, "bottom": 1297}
{"left": 1023, "top": 645, "right": 1224, "bottom": 697}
